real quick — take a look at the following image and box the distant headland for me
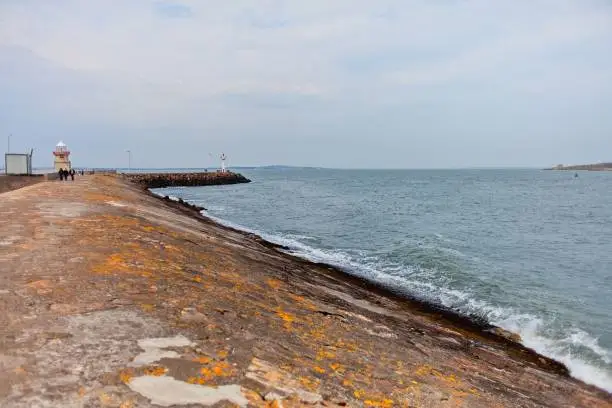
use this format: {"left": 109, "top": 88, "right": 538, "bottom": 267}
{"left": 545, "top": 162, "right": 612, "bottom": 171}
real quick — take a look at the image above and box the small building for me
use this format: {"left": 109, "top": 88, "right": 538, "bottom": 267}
{"left": 53, "top": 141, "right": 71, "bottom": 172}
{"left": 4, "top": 151, "right": 33, "bottom": 175}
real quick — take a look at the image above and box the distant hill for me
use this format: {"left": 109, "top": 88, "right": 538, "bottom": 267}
{"left": 545, "top": 163, "right": 612, "bottom": 171}
{"left": 232, "top": 165, "right": 324, "bottom": 170}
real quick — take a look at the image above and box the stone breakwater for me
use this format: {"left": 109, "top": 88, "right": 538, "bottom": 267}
{"left": 124, "top": 171, "right": 251, "bottom": 189}
{"left": 0, "top": 175, "right": 610, "bottom": 407}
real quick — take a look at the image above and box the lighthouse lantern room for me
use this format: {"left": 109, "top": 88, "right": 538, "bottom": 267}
{"left": 53, "top": 141, "right": 72, "bottom": 172}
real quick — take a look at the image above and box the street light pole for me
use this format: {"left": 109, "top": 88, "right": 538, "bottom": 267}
{"left": 125, "top": 150, "right": 131, "bottom": 172}
{"left": 7, "top": 134, "right": 11, "bottom": 153}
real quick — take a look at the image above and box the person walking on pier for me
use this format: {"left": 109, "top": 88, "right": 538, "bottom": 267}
{"left": 58, "top": 168, "right": 64, "bottom": 181}
{"left": 69, "top": 168, "right": 75, "bottom": 181}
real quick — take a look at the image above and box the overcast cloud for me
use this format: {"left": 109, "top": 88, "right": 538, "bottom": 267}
{"left": 1, "top": 0, "right": 611, "bottom": 169}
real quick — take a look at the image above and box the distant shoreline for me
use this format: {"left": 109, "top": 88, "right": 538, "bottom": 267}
{"left": 545, "top": 163, "right": 612, "bottom": 171}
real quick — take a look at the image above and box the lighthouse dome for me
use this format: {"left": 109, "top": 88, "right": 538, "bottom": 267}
{"left": 56, "top": 141, "right": 67, "bottom": 147}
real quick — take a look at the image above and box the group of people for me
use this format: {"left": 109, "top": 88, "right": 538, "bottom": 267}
{"left": 58, "top": 168, "right": 76, "bottom": 181}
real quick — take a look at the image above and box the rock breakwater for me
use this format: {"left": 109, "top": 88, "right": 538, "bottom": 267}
{"left": 124, "top": 171, "right": 251, "bottom": 189}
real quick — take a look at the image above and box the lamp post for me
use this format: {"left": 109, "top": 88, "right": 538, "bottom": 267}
{"left": 125, "top": 149, "right": 132, "bottom": 172}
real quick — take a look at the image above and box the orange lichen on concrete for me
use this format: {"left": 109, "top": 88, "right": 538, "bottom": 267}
{"left": 91, "top": 253, "right": 131, "bottom": 275}
{"left": 299, "top": 376, "right": 320, "bottom": 391}
{"left": 334, "top": 339, "right": 359, "bottom": 352}
{"left": 313, "top": 366, "right": 326, "bottom": 374}
{"left": 119, "top": 369, "right": 134, "bottom": 384}
{"left": 315, "top": 350, "right": 336, "bottom": 360}
{"left": 276, "top": 308, "right": 297, "bottom": 330}
{"left": 342, "top": 378, "right": 353, "bottom": 387}
{"left": 193, "top": 356, "right": 212, "bottom": 364}
{"left": 140, "top": 304, "right": 155, "bottom": 312}
{"left": 186, "top": 357, "right": 235, "bottom": 385}
{"left": 119, "top": 400, "right": 135, "bottom": 408}
{"left": 85, "top": 193, "right": 118, "bottom": 202}
{"left": 415, "top": 364, "right": 459, "bottom": 384}
{"left": 288, "top": 293, "right": 318, "bottom": 311}
{"left": 199, "top": 367, "right": 214, "bottom": 382}
{"left": 264, "top": 400, "right": 282, "bottom": 408}
{"left": 266, "top": 278, "right": 283, "bottom": 290}
{"left": 143, "top": 366, "right": 167, "bottom": 376}
{"left": 364, "top": 398, "right": 394, "bottom": 408}
{"left": 212, "top": 361, "right": 232, "bottom": 377}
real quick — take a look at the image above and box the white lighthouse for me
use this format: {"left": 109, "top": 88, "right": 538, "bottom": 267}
{"left": 53, "top": 141, "right": 71, "bottom": 172}
{"left": 220, "top": 153, "right": 227, "bottom": 173}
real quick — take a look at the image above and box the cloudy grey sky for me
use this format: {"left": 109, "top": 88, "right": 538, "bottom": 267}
{"left": 1, "top": 0, "right": 611, "bottom": 169}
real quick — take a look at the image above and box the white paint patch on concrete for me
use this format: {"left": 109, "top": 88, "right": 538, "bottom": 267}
{"left": 130, "top": 335, "right": 194, "bottom": 367}
{"left": 6, "top": 310, "right": 168, "bottom": 407}
{"left": 37, "top": 202, "right": 90, "bottom": 218}
{"left": 138, "top": 335, "right": 193, "bottom": 349}
{"left": 127, "top": 376, "right": 248, "bottom": 407}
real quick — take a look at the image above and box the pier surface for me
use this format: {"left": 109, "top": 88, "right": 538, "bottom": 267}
{"left": 0, "top": 176, "right": 610, "bottom": 407}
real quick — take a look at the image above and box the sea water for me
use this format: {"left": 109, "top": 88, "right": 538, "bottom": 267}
{"left": 153, "top": 168, "right": 612, "bottom": 392}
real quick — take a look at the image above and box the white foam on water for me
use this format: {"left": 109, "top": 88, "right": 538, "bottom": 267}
{"left": 495, "top": 315, "right": 612, "bottom": 392}
{"left": 283, "top": 233, "right": 318, "bottom": 242}
{"left": 189, "top": 211, "right": 612, "bottom": 392}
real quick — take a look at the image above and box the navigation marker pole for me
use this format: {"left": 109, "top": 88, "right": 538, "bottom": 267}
{"left": 125, "top": 149, "right": 132, "bottom": 172}
{"left": 220, "top": 153, "right": 227, "bottom": 173}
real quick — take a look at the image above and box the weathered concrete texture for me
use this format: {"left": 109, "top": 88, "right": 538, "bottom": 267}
{"left": 0, "top": 175, "right": 610, "bottom": 407}
{"left": 124, "top": 171, "right": 251, "bottom": 189}
{"left": 0, "top": 175, "right": 44, "bottom": 194}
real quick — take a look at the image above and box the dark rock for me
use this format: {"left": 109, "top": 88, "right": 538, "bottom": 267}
{"left": 124, "top": 172, "right": 251, "bottom": 189}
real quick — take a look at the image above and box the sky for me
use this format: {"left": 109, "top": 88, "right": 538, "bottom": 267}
{"left": 1, "top": 0, "right": 612, "bottom": 169}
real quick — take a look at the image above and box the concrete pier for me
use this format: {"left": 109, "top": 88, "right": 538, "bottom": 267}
{"left": 0, "top": 175, "right": 610, "bottom": 407}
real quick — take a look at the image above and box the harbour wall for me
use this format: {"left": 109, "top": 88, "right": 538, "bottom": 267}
{"left": 0, "top": 174, "right": 45, "bottom": 194}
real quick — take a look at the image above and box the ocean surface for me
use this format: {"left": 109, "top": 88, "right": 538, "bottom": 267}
{"left": 152, "top": 168, "right": 612, "bottom": 392}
